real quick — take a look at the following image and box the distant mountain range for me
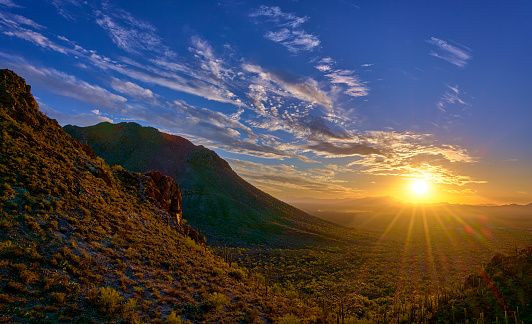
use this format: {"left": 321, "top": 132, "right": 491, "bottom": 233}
{"left": 64, "top": 122, "right": 353, "bottom": 248}
{"left": 283, "top": 196, "right": 532, "bottom": 229}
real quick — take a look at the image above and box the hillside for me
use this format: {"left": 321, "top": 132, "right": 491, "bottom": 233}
{"left": 64, "top": 122, "right": 355, "bottom": 248}
{"left": 0, "top": 69, "right": 320, "bottom": 323}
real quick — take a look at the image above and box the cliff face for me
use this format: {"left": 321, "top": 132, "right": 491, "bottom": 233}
{"left": 143, "top": 171, "right": 183, "bottom": 225}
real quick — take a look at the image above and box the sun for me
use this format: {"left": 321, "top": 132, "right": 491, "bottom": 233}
{"left": 411, "top": 179, "right": 429, "bottom": 195}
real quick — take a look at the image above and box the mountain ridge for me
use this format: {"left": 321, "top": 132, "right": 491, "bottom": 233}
{"left": 64, "top": 121, "right": 352, "bottom": 248}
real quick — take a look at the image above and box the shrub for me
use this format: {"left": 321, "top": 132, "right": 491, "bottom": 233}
{"left": 278, "top": 314, "right": 300, "bottom": 324}
{"left": 48, "top": 220, "right": 59, "bottom": 231}
{"left": 50, "top": 292, "right": 66, "bottom": 305}
{"left": 19, "top": 270, "right": 39, "bottom": 285}
{"left": 229, "top": 268, "right": 245, "bottom": 280}
{"left": 122, "top": 298, "right": 136, "bottom": 316}
{"left": 96, "top": 286, "right": 124, "bottom": 315}
{"left": 211, "top": 267, "right": 223, "bottom": 277}
{"left": 133, "top": 286, "right": 145, "bottom": 295}
{"left": 181, "top": 237, "right": 200, "bottom": 251}
{"left": 208, "top": 292, "right": 229, "bottom": 309}
{"left": 165, "top": 310, "right": 182, "bottom": 324}
{"left": 0, "top": 241, "right": 12, "bottom": 256}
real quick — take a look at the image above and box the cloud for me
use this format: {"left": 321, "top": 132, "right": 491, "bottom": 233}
{"left": 0, "top": 53, "right": 128, "bottom": 110}
{"left": 228, "top": 159, "right": 354, "bottom": 194}
{"left": 249, "top": 5, "right": 320, "bottom": 53}
{"left": 342, "top": 130, "right": 483, "bottom": 186}
{"left": 40, "top": 102, "right": 114, "bottom": 126}
{"left": 110, "top": 78, "right": 159, "bottom": 104}
{"left": 437, "top": 84, "right": 468, "bottom": 112}
{"left": 95, "top": 10, "right": 166, "bottom": 55}
{"left": 169, "top": 100, "right": 257, "bottom": 141}
{"left": 50, "top": 0, "right": 85, "bottom": 20}
{"left": 265, "top": 29, "right": 320, "bottom": 53}
{"left": 0, "top": 0, "right": 21, "bottom": 8}
{"left": 0, "top": 12, "right": 44, "bottom": 29}
{"left": 427, "top": 37, "right": 472, "bottom": 68}
{"left": 325, "top": 69, "right": 369, "bottom": 97}
{"left": 315, "top": 64, "right": 331, "bottom": 72}
{"left": 249, "top": 5, "right": 308, "bottom": 28}
{"left": 243, "top": 63, "right": 332, "bottom": 108}
{"left": 313, "top": 57, "right": 369, "bottom": 98}
{"left": 309, "top": 168, "right": 335, "bottom": 176}
{"left": 307, "top": 142, "right": 383, "bottom": 157}
{"left": 92, "top": 55, "right": 243, "bottom": 106}
{"left": 435, "top": 84, "right": 471, "bottom": 129}
{"left": 0, "top": 12, "right": 67, "bottom": 54}
{"left": 188, "top": 36, "right": 235, "bottom": 85}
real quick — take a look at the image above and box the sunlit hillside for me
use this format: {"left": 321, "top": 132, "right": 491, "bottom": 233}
{"left": 0, "top": 69, "right": 323, "bottom": 323}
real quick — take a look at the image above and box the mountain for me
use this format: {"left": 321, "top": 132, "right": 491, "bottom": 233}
{"left": 0, "top": 69, "right": 320, "bottom": 322}
{"left": 64, "top": 122, "right": 353, "bottom": 248}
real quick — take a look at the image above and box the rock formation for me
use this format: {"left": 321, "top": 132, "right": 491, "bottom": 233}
{"left": 142, "top": 171, "right": 183, "bottom": 225}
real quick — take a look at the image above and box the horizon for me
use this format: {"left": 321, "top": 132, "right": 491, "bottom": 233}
{"left": 1, "top": 1, "right": 531, "bottom": 205}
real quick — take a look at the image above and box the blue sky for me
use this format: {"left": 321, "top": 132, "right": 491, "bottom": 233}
{"left": 1, "top": 0, "right": 531, "bottom": 204}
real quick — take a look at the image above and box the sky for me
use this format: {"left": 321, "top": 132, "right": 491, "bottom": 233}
{"left": 1, "top": 0, "right": 531, "bottom": 205}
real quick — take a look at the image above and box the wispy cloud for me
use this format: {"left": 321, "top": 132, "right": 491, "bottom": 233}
{"left": 249, "top": 5, "right": 308, "bottom": 28}
{"left": 229, "top": 159, "right": 354, "bottom": 194}
{"left": 436, "top": 84, "right": 471, "bottom": 129}
{"left": 243, "top": 63, "right": 331, "bottom": 108}
{"left": 264, "top": 29, "right": 320, "bottom": 53}
{"left": 325, "top": 69, "right": 368, "bottom": 97}
{"left": 427, "top": 37, "right": 472, "bottom": 68}
{"left": 313, "top": 57, "right": 369, "bottom": 98}
{"left": 0, "top": 12, "right": 44, "bottom": 29}
{"left": 0, "top": 53, "right": 128, "bottom": 110}
{"left": 40, "top": 102, "right": 114, "bottom": 126}
{"left": 0, "top": 12, "right": 68, "bottom": 54}
{"left": 110, "top": 78, "right": 159, "bottom": 104}
{"left": 95, "top": 4, "right": 171, "bottom": 55}
{"left": 307, "top": 142, "right": 383, "bottom": 157}
{"left": 0, "top": 0, "right": 21, "bottom": 8}
{"left": 437, "top": 84, "right": 468, "bottom": 113}
{"left": 249, "top": 5, "right": 320, "bottom": 53}
{"left": 188, "top": 36, "right": 237, "bottom": 86}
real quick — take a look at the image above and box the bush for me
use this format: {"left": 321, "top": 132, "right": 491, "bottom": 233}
{"left": 229, "top": 268, "right": 245, "bottom": 280}
{"left": 208, "top": 292, "right": 228, "bottom": 308}
{"left": 165, "top": 310, "right": 182, "bottom": 324}
{"left": 182, "top": 237, "right": 201, "bottom": 251}
{"left": 50, "top": 292, "right": 66, "bottom": 305}
{"left": 278, "top": 314, "right": 300, "bottom": 324}
{"left": 95, "top": 286, "right": 123, "bottom": 315}
{"left": 122, "top": 298, "right": 136, "bottom": 316}
{"left": 211, "top": 267, "right": 223, "bottom": 277}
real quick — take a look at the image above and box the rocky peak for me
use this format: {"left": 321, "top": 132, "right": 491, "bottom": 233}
{"left": 0, "top": 69, "right": 44, "bottom": 128}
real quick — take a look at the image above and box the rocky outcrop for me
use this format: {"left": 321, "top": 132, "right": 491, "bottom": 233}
{"left": 142, "top": 171, "right": 183, "bottom": 225}
{"left": 182, "top": 224, "right": 206, "bottom": 245}
{"left": 0, "top": 69, "right": 42, "bottom": 128}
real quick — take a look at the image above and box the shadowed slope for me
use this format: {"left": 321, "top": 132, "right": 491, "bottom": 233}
{"left": 64, "top": 122, "right": 352, "bottom": 247}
